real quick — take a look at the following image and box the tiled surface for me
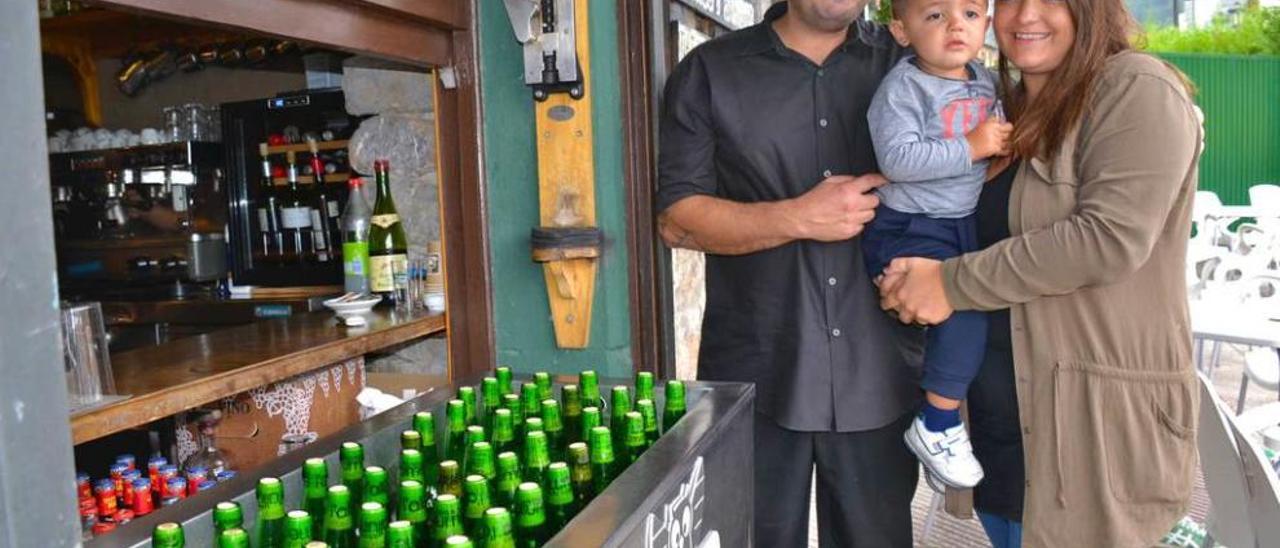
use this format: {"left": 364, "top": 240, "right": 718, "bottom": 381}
{"left": 801, "top": 344, "right": 1263, "bottom": 547}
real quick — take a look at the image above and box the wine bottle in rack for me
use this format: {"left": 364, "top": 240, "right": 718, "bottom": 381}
{"left": 279, "top": 150, "right": 313, "bottom": 262}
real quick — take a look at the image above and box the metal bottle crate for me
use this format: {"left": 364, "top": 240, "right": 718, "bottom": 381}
{"left": 90, "top": 378, "right": 755, "bottom": 548}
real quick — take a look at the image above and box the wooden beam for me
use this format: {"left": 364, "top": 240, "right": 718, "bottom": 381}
{"left": 93, "top": 0, "right": 454, "bottom": 67}
{"left": 354, "top": 0, "right": 467, "bottom": 30}
{"left": 619, "top": 0, "right": 669, "bottom": 376}
{"left": 434, "top": 0, "right": 496, "bottom": 382}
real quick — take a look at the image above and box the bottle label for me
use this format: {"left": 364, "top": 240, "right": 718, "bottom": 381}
{"left": 369, "top": 254, "right": 408, "bottom": 293}
{"left": 280, "top": 207, "right": 313, "bottom": 229}
{"left": 370, "top": 214, "right": 400, "bottom": 228}
{"left": 343, "top": 242, "right": 369, "bottom": 277}
{"left": 327, "top": 200, "right": 340, "bottom": 218}
{"left": 257, "top": 208, "right": 271, "bottom": 230}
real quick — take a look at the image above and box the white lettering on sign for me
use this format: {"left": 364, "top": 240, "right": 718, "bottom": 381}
{"left": 644, "top": 456, "right": 712, "bottom": 548}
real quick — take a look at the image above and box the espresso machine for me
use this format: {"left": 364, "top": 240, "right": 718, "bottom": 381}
{"left": 49, "top": 141, "right": 228, "bottom": 301}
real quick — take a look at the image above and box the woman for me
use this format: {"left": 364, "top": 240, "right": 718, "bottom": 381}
{"left": 877, "top": 0, "right": 1203, "bottom": 543}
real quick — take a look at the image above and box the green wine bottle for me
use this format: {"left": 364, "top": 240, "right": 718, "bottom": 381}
{"left": 303, "top": 459, "right": 329, "bottom": 540}
{"left": 367, "top": 159, "right": 408, "bottom": 298}
{"left": 256, "top": 477, "right": 287, "bottom": 548}
{"left": 560, "top": 384, "right": 583, "bottom": 445}
{"left": 323, "top": 485, "right": 357, "bottom": 548}
{"left": 446, "top": 400, "right": 468, "bottom": 464}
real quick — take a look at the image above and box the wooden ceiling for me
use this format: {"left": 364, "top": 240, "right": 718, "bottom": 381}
{"left": 83, "top": 0, "right": 466, "bottom": 67}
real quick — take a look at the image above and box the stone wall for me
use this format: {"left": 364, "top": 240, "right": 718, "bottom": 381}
{"left": 341, "top": 57, "right": 447, "bottom": 376}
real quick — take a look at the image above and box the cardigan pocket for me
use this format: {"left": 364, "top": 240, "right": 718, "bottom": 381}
{"left": 1053, "top": 361, "right": 1196, "bottom": 505}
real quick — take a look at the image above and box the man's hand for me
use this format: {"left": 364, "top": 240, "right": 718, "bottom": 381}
{"left": 785, "top": 174, "right": 887, "bottom": 241}
{"left": 965, "top": 117, "right": 1013, "bottom": 161}
{"left": 878, "top": 257, "right": 953, "bottom": 325}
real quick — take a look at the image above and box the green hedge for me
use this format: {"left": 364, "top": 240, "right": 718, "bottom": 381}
{"left": 1143, "top": 7, "right": 1280, "bottom": 56}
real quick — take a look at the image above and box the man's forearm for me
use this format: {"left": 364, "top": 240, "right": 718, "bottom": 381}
{"left": 658, "top": 195, "right": 798, "bottom": 255}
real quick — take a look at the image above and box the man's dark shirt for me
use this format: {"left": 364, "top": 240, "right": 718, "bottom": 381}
{"left": 655, "top": 2, "right": 924, "bottom": 432}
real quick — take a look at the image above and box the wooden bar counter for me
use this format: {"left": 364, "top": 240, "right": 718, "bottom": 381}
{"left": 71, "top": 308, "right": 446, "bottom": 444}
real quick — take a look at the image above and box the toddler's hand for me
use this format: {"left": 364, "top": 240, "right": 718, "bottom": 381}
{"left": 966, "top": 117, "right": 1013, "bottom": 161}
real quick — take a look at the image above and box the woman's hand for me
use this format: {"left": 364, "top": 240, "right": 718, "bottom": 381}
{"left": 878, "top": 257, "right": 954, "bottom": 325}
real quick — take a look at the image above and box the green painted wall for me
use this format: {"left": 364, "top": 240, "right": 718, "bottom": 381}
{"left": 477, "top": 1, "right": 633, "bottom": 378}
{"left": 1160, "top": 53, "right": 1280, "bottom": 205}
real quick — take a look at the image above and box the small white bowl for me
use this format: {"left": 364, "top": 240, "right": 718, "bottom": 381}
{"left": 323, "top": 294, "right": 382, "bottom": 326}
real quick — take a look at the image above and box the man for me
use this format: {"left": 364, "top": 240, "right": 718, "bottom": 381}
{"left": 655, "top": 1, "right": 922, "bottom": 546}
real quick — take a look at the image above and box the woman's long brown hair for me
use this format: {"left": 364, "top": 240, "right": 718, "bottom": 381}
{"left": 998, "top": 0, "right": 1137, "bottom": 160}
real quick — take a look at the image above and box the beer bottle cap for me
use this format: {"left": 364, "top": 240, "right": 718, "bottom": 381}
{"left": 218, "top": 527, "right": 249, "bottom": 548}
{"left": 636, "top": 371, "right": 656, "bottom": 401}
{"left": 541, "top": 399, "right": 564, "bottom": 432}
{"left": 401, "top": 429, "right": 422, "bottom": 451}
{"left": 561, "top": 384, "right": 582, "bottom": 415}
{"left": 413, "top": 411, "right": 436, "bottom": 445}
{"left": 524, "top": 417, "right": 544, "bottom": 434}
{"left": 534, "top": 372, "right": 553, "bottom": 401}
{"left": 589, "top": 427, "right": 615, "bottom": 464}
{"left": 546, "top": 462, "right": 574, "bottom": 505}
{"left": 567, "top": 442, "right": 590, "bottom": 465}
{"left": 496, "top": 366, "right": 514, "bottom": 395}
{"left": 625, "top": 411, "right": 646, "bottom": 447}
{"left": 447, "top": 400, "right": 467, "bottom": 432}
{"left": 515, "top": 482, "right": 546, "bottom": 527}
{"left": 467, "top": 442, "right": 495, "bottom": 479}
{"left": 492, "top": 409, "right": 514, "bottom": 443}
{"left": 524, "top": 431, "right": 550, "bottom": 469}
{"left": 481, "top": 377, "right": 501, "bottom": 408}
{"left": 256, "top": 477, "right": 285, "bottom": 519}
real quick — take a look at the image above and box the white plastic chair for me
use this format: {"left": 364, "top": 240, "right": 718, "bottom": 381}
{"left": 1237, "top": 346, "right": 1280, "bottom": 413}
{"left": 1197, "top": 371, "right": 1280, "bottom": 547}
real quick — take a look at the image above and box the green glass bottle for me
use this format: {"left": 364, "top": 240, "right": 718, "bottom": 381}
{"left": 256, "top": 477, "right": 287, "bottom": 548}
{"left": 324, "top": 485, "right": 357, "bottom": 548}
{"left": 544, "top": 463, "right": 576, "bottom": 531}
{"left": 400, "top": 449, "right": 424, "bottom": 485}
{"left": 501, "top": 394, "right": 523, "bottom": 435}
{"left": 462, "top": 475, "right": 492, "bottom": 536}
{"left": 579, "top": 371, "right": 602, "bottom": 409}
{"left": 495, "top": 367, "right": 513, "bottom": 396}
{"left": 523, "top": 418, "right": 544, "bottom": 443}
{"left": 623, "top": 411, "right": 646, "bottom": 465}
{"left": 588, "top": 427, "right": 617, "bottom": 495}
{"left": 580, "top": 407, "right": 601, "bottom": 442}
{"left": 367, "top": 159, "right": 408, "bottom": 298}
{"left": 304, "top": 458, "right": 329, "bottom": 540}
{"left": 438, "top": 460, "right": 463, "bottom": 499}
{"left": 521, "top": 431, "right": 550, "bottom": 493}
{"left": 566, "top": 442, "right": 594, "bottom": 507}
{"left": 493, "top": 451, "right": 522, "bottom": 510}
{"left": 490, "top": 408, "right": 515, "bottom": 456}
{"left": 560, "top": 384, "right": 582, "bottom": 445}
{"left": 532, "top": 372, "right": 552, "bottom": 403}
{"left": 414, "top": 411, "right": 440, "bottom": 487}
{"left": 284, "top": 510, "right": 314, "bottom": 548}
{"left": 466, "top": 441, "right": 496, "bottom": 481}
{"left": 219, "top": 527, "right": 251, "bottom": 548}
{"left": 153, "top": 522, "right": 185, "bottom": 548}
{"left": 363, "top": 466, "right": 390, "bottom": 509}
{"left": 635, "top": 372, "right": 655, "bottom": 405}
{"left": 396, "top": 480, "right": 429, "bottom": 546}
{"left": 463, "top": 426, "right": 486, "bottom": 475}
{"left": 480, "top": 507, "right": 515, "bottom": 548}
{"left": 445, "top": 535, "right": 475, "bottom": 548}
{"left": 340, "top": 442, "right": 366, "bottom": 513}
{"left": 401, "top": 430, "right": 422, "bottom": 452}
{"left": 636, "top": 399, "right": 659, "bottom": 446}
{"left": 458, "top": 386, "right": 478, "bottom": 427}
{"left": 214, "top": 501, "right": 244, "bottom": 539}
{"left": 610, "top": 386, "right": 632, "bottom": 450}
{"left": 387, "top": 520, "right": 415, "bottom": 548}
{"left": 359, "top": 502, "right": 388, "bottom": 548}
{"left": 513, "top": 483, "right": 549, "bottom": 547}
{"left": 519, "top": 383, "right": 541, "bottom": 428}
{"left": 446, "top": 400, "right": 468, "bottom": 464}
{"left": 432, "top": 494, "right": 464, "bottom": 548}
{"left": 540, "top": 399, "right": 565, "bottom": 463}
{"left": 480, "top": 377, "right": 500, "bottom": 430}
{"left": 663, "top": 380, "right": 686, "bottom": 433}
